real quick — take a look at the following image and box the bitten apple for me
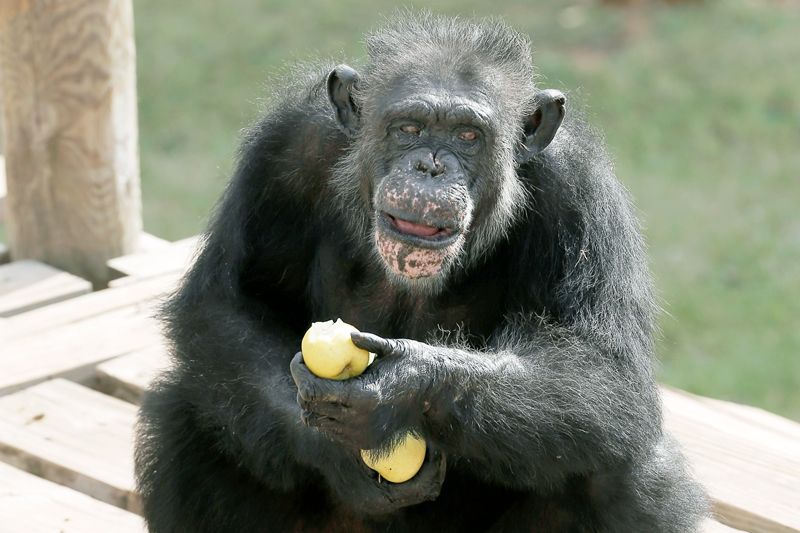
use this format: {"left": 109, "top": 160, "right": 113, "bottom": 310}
{"left": 301, "top": 319, "right": 371, "bottom": 380}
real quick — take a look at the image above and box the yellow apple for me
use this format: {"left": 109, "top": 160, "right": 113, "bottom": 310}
{"left": 301, "top": 319, "right": 371, "bottom": 380}
{"left": 360, "top": 433, "right": 427, "bottom": 483}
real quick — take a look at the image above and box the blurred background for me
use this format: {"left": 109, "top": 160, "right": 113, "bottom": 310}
{"left": 133, "top": 0, "right": 799, "bottom": 419}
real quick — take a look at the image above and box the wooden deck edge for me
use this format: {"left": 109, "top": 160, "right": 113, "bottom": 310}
{"left": 0, "top": 260, "right": 92, "bottom": 318}
{"left": 0, "top": 462, "right": 145, "bottom": 533}
{"left": 0, "top": 379, "right": 140, "bottom": 513}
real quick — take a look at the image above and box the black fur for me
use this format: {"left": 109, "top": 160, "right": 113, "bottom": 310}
{"left": 135, "top": 14, "right": 708, "bottom": 532}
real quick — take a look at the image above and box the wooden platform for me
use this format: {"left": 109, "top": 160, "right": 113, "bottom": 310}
{"left": 0, "top": 260, "right": 92, "bottom": 317}
{"left": 0, "top": 237, "right": 797, "bottom": 532}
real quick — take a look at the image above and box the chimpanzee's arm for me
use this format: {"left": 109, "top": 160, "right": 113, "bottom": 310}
{"left": 350, "top": 319, "right": 661, "bottom": 490}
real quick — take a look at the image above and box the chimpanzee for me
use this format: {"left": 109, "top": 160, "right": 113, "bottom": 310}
{"left": 135, "top": 13, "right": 708, "bottom": 533}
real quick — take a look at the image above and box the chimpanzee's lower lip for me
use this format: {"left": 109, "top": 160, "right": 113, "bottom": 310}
{"left": 378, "top": 213, "right": 460, "bottom": 248}
{"left": 390, "top": 215, "right": 443, "bottom": 238}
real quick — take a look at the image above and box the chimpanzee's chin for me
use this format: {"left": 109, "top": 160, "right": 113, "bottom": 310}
{"left": 375, "top": 228, "right": 454, "bottom": 279}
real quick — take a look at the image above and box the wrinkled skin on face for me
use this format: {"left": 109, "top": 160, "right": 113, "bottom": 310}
{"left": 368, "top": 89, "right": 488, "bottom": 282}
{"left": 374, "top": 148, "right": 473, "bottom": 279}
{"left": 375, "top": 234, "right": 452, "bottom": 279}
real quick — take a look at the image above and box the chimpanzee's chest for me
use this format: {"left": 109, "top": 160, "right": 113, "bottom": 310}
{"left": 308, "top": 240, "right": 507, "bottom": 345}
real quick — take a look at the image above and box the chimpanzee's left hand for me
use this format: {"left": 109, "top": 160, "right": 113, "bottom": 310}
{"left": 289, "top": 332, "right": 437, "bottom": 450}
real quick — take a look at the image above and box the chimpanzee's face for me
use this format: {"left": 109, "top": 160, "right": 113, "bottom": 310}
{"left": 327, "top": 62, "right": 565, "bottom": 290}
{"left": 370, "top": 85, "right": 497, "bottom": 282}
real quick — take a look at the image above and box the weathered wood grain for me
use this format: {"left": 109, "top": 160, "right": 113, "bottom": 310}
{"left": 108, "top": 235, "right": 200, "bottom": 286}
{"left": 0, "top": 303, "right": 162, "bottom": 395}
{"left": 0, "top": 0, "right": 141, "bottom": 285}
{"left": 0, "top": 379, "right": 140, "bottom": 512}
{"left": 663, "top": 387, "right": 800, "bottom": 532}
{"left": 0, "top": 260, "right": 92, "bottom": 317}
{"left": 2, "top": 270, "right": 177, "bottom": 340}
{"left": 96, "top": 345, "right": 171, "bottom": 403}
{"left": 0, "top": 462, "right": 145, "bottom": 532}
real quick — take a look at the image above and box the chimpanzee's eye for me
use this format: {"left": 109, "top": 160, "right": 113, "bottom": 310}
{"left": 458, "top": 129, "right": 479, "bottom": 142}
{"left": 400, "top": 124, "right": 422, "bottom": 136}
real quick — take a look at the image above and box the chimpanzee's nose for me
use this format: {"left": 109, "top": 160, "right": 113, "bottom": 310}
{"left": 414, "top": 153, "right": 445, "bottom": 177}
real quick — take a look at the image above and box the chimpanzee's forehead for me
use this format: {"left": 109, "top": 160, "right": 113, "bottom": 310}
{"left": 379, "top": 92, "right": 495, "bottom": 127}
{"left": 374, "top": 78, "right": 498, "bottom": 124}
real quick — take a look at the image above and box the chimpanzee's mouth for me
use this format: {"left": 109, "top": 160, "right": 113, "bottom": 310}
{"left": 389, "top": 214, "right": 450, "bottom": 238}
{"left": 379, "top": 212, "right": 458, "bottom": 246}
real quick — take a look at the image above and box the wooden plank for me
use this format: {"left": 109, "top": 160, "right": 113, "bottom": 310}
{"left": 137, "top": 232, "right": 171, "bottom": 252}
{"left": 96, "top": 345, "right": 171, "bottom": 403}
{"left": 663, "top": 387, "right": 800, "bottom": 532}
{"left": 2, "top": 271, "right": 177, "bottom": 340}
{"left": 0, "top": 379, "right": 139, "bottom": 512}
{"left": 0, "top": 0, "right": 141, "bottom": 285}
{"left": 0, "top": 260, "right": 92, "bottom": 317}
{"left": 108, "top": 235, "right": 200, "bottom": 286}
{"left": 0, "top": 304, "right": 162, "bottom": 395}
{"left": 105, "top": 233, "right": 172, "bottom": 284}
{"left": 703, "top": 518, "right": 746, "bottom": 532}
{"left": 0, "top": 462, "right": 145, "bottom": 533}
{"left": 687, "top": 393, "right": 800, "bottom": 443}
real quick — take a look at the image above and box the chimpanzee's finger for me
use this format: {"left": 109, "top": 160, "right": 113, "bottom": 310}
{"left": 290, "top": 352, "right": 348, "bottom": 403}
{"left": 350, "top": 332, "right": 398, "bottom": 357}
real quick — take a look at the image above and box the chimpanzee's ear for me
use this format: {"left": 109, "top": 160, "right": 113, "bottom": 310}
{"left": 327, "top": 64, "right": 361, "bottom": 137}
{"left": 517, "top": 89, "right": 566, "bottom": 163}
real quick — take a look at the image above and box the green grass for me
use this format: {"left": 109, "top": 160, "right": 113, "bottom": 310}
{"left": 133, "top": 0, "right": 800, "bottom": 419}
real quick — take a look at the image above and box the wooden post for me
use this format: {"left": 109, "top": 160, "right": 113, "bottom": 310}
{"left": 0, "top": 0, "right": 142, "bottom": 286}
